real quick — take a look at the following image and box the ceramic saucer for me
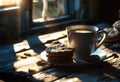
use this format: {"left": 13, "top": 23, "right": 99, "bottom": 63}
{"left": 40, "top": 49, "right": 106, "bottom": 66}
{"left": 73, "top": 49, "right": 106, "bottom": 65}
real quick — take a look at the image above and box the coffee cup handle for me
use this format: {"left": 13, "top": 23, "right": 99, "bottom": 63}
{"left": 96, "top": 30, "right": 107, "bottom": 49}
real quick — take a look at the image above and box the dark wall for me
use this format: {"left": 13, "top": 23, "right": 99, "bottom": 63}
{"left": 98, "top": 0, "right": 120, "bottom": 23}
{"left": 0, "top": 9, "right": 21, "bottom": 44}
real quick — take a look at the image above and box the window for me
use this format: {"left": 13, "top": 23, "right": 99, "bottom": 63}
{"left": 32, "top": 0, "right": 79, "bottom": 22}
{"left": 33, "top": 0, "right": 69, "bottom": 21}
{"left": 21, "top": 0, "right": 80, "bottom": 34}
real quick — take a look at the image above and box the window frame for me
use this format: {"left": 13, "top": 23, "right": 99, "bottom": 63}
{"left": 21, "top": 0, "right": 80, "bottom": 35}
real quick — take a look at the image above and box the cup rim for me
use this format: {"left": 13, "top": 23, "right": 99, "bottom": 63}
{"left": 66, "top": 25, "right": 99, "bottom": 32}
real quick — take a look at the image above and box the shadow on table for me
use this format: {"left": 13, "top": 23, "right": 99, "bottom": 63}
{"left": 0, "top": 72, "right": 33, "bottom": 82}
{"left": 55, "top": 61, "right": 120, "bottom": 82}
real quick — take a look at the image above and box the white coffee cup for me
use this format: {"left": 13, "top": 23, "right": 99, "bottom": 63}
{"left": 66, "top": 25, "right": 107, "bottom": 60}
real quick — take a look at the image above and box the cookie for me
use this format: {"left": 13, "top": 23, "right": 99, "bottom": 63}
{"left": 46, "top": 44, "right": 75, "bottom": 64}
{"left": 113, "top": 20, "right": 120, "bottom": 31}
{"left": 103, "top": 27, "right": 120, "bottom": 43}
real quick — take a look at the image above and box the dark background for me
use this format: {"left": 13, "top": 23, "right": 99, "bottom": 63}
{"left": 98, "top": 0, "right": 120, "bottom": 23}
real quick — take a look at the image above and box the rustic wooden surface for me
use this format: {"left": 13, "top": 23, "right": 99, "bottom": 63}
{"left": 0, "top": 30, "right": 120, "bottom": 82}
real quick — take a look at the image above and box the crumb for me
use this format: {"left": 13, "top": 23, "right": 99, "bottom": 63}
{"left": 24, "top": 52, "right": 32, "bottom": 56}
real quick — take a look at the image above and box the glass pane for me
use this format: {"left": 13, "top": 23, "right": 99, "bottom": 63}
{"left": 0, "top": 0, "right": 16, "bottom": 7}
{"left": 33, "top": 0, "right": 67, "bottom": 21}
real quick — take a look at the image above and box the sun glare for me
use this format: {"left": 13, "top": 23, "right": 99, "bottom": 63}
{"left": 0, "top": 0, "right": 17, "bottom": 6}
{"left": 13, "top": 40, "right": 30, "bottom": 52}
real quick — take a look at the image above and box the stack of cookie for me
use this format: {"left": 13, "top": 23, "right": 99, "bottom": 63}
{"left": 45, "top": 44, "right": 75, "bottom": 65}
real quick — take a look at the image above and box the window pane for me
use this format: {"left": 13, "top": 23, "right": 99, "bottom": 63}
{"left": 0, "top": 0, "right": 16, "bottom": 7}
{"left": 33, "top": 0, "right": 67, "bottom": 21}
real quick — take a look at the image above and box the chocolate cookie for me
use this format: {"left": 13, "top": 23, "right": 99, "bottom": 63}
{"left": 113, "top": 20, "right": 120, "bottom": 31}
{"left": 103, "top": 27, "right": 120, "bottom": 43}
{"left": 46, "top": 44, "right": 75, "bottom": 64}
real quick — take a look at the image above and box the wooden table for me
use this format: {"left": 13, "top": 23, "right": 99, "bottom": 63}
{"left": 0, "top": 30, "right": 120, "bottom": 82}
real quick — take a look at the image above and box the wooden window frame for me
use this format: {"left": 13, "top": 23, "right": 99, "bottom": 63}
{"left": 21, "top": 0, "right": 81, "bottom": 35}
